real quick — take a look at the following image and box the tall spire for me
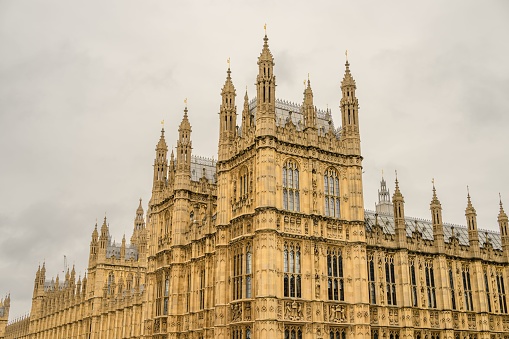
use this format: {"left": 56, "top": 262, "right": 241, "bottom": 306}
{"left": 340, "top": 52, "right": 360, "bottom": 154}
{"left": 153, "top": 127, "right": 168, "bottom": 192}
{"left": 375, "top": 171, "right": 392, "bottom": 215}
{"left": 392, "top": 171, "right": 407, "bottom": 247}
{"left": 218, "top": 63, "right": 237, "bottom": 160}
{"left": 177, "top": 104, "right": 192, "bottom": 171}
{"left": 465, "top": 186, "right": 480, "bottom": 254}
{"left": 430, "top": 179, "right": 445, "bottom": 251}
{"left": 498, "top": 194, "right": 509, "bottom": 261}
{"left": 241, "top": 88, "right": 252, "bottom": 137}
{"left": 255, "top": 30, "right": 276, "bottom": 137}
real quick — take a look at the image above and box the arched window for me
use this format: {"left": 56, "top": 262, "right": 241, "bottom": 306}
{"left": 283, "top": 160, "right": 300, "bottom": 212}
{"left": 284, "top": 243, "right": 301, "bottom": 298}
{"left": 232, "top": 243, "right": 253, "bottom": 300}
{"left": 239, "top": 167, "right": 249, "bottom": 198}
{"left": 107, "top": 272, "right": 115, "bottom": 295}
{"left": 324, "top": 168, "right": 340, "bottom": 218}
{"left": 327, "top": 248, "right": 344, "bottom": 301}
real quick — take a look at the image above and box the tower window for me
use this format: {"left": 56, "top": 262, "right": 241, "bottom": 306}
{"left": 385, "top": 255, "right": 397, "bottom": 305}
{"left": 425, "top": 260, "right": 436, "bottom": 308}
{"left": 462, "top": 264, "right": 474, "bottom": 311}
{"left": 449, "top": 263, "right": 456, "bottom": 310}
{"left": 327, "top": 248, "right": 344, "bottom": 301}
{"left": 232, "top": 244, "right": 252, "bottom": 300}
{"left": 484, "top": 268, "right": 492, "bottom": 312}
{"left": 283, "top": 160, "right": 300, "bottom": 212}
{"left": 324, "top": 168, "right": 340, "bottom": 218}
{"left": 496, "top": 269, "right": 507, "bottom": 313}
{"left": 368, "top": 253, "right": 376, "bottom": 304}
{"left": 284, "top": 243, "right": 301, "bottom": 298}
{"left": 409, "top": 258, "right": 417, "bottom": 307}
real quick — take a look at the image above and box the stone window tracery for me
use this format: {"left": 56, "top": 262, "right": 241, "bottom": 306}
{"left": 327, "top": 248, "right": 344, "bottom": 301}
{"left": 484, "top": 267, "right": 492, "bottom": 313}
{"left": 164, "top": 272, "right": 169, "bottom": 315}
{"left": 283, "top": 160, "right": 300, "bottom": 212}
{"left": 496, "top": 269, "right": 507, "bottom": 313}
{"left": 324, "top": 168, "right": 340, "bottom": 218}
{"left": 409, "top": 258, "right": 418, "bottom": 307}
{"left": 368, "top": 253, "right": 376, "bottom": 304}
{"left": 425, "top": 260, "right": 436, "bottom": 308}
{"left": 284, "top": 326, "right": 302, "bottom": 339}
{"left": 238, "top": 166, "right": 250, "bottom": 199}
{"left": 462, "top": 264, "right": 474, "bottom": 311}
{"left": 385, "top": 254, "right": 397, "bottom": 305}
{"left": 232, "top": 244, "right": 252, "bottom": 300}
{"left": 284, "top": 242, "right": 301, "bottom": 298}
{"left": 448, "top": 263, "right": 456, "bottom": 310}
{"left": 329, "top": 327, "right": 346, "bottom": 339}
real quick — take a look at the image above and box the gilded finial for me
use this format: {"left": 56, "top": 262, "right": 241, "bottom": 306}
{"left": 345, "top": 49, "right": 348, "bottom": 62}
{"left": 432, "top": 178, "right": 435, "bottom": 187}
{"left": 184, "top": 98, "right": 188, "bottom": 107}
{"left": 467, "top": 185, "right": 470, "bottom": 196}
{"left": 161, "top": 120, "right": 164, "bottom": 128}
{"left": 227, "top": 57, "right": 230, "bottom": 68}
{"left": 264, "top": 23, "right": 267, "bottom": 35}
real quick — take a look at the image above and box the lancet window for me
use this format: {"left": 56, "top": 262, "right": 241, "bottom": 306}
{"left": 484, "top": 268, "right": 492, "bottom": 313}
{"left": 449, "top": 263, "right": 457, "bottom": 310}
{"left": 409, "top": 258, "right": 418, "bottom": 307}
{"left": 368, "top": 253, "right": 376, "bottom": 304}
{"left": 232, "top": 244, "right": 252, "bottom": 300}
{"left": 329, "top": 328, "right": 346, "bottom": 339}
{"left": 283, "top": 160, "right": 300, "bottom": 212}
{"left": 462, "top": 264, "right": 474, "bottom": 311}
{"left": 496, "top": 269, "right": 507, "bottom": 313}
{"left": 327, "top": 248, "right": 344, "bottom": 301}
{"left": 164, "top": 272, "right": 169, "bottom": 315}
{"left": 425, "top": 260, "right": 436, "bottom": 308}
{"left": 239, "top": 167, "right": 249, "bottom": 198}
{"left": 385, "top": 255, "right": 397, "bottom": 305}
{"left": 232, "top": 326, "right": 251, "bottom": 339}
{"left": 324, "top": 168, "right": 340, "bottom": 218}
{"left": 107, "top": 272, "right": 115, "bottom": 295}
{"left": 284, "top": 327, "right": 302, "bottom": 339}
{"left": 199, "top": 268, "right": 205, "bottom": 310}
{"left": 284, "top": 242, "right": 301, "bottom": 298}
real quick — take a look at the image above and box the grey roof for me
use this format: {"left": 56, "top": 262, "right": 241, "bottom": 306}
{"left": 190, "top": 155, "right": 217, "bottom": 183}
{"left": 106, "top": 243, "right": 138, "bottom": 260}
{"left": 365, "top": 210, "right": 502, "bottom": 250}
{"left": 248, "top": 98, "right": 341, "bottom": 138}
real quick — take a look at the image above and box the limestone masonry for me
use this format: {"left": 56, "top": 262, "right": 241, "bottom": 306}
{"left": 2, "top": 34, "right": 509, "bottom": 339}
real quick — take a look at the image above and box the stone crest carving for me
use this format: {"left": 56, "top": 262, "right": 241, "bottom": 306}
{"left": 285, "top": 300, "right": 304, "bottom": 320}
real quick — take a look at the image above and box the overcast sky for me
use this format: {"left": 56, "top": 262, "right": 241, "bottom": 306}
{"left": 1, "top": 0, "right": 508, "bottom": 318}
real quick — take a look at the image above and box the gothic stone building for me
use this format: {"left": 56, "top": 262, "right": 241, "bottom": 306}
{"left": 4, "top": 34, "right": 509, "bottom": 339}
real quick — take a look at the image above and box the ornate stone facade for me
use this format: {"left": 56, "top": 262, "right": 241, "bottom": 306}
{"left": 4, "top": 34, "right": 509, "bottom": 339}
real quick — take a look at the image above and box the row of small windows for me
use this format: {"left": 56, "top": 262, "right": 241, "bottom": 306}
{"left": 282, "top": 161, "right": 341, "bottom": 219}
{"left": 369, "top": 255, "right": 508, "bottom": 313}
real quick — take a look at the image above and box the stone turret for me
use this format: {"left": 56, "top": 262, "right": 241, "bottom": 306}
{"left": 218, "top": 65, "right": 237, "bottom": 161}
{"left": 430, "top": 180, "right": 445, "bottom": 252}
{"left": 393, "top": 174, "right": 407, "bottom": 247}
{"left": 340, "top": 55, "right": 361, "bottom": 155}
{"left": 255, "top": 33, "right": 276, "bottom": 137}
{"left": 465, "top": 188, "right": 480, "bottom": 257}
